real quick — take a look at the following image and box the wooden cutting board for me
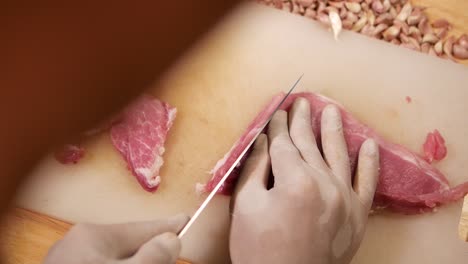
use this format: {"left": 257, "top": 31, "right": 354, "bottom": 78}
{"left": 0, "top": 208, "right": 191, "bottom": 264}
{"left": 15, "top": 3, "right": 468, "bottom": 263}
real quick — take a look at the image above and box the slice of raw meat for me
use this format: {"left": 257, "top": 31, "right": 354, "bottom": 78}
{"left": 54, "top": 144, "right": 85, "bottom": 164}
{"left": 423, "top": 129, "right": 447, "bottom": 163}
{"left": 111, "top": 95, "right": 176, "bottom": 192}
{"left": 202, "top": 92, "right": 468, "bottom": 214}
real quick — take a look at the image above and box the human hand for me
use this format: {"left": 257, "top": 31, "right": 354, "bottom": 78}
{"left": 43, "top": 214, "right": 189, "bottom": 264}
{"left": 229, "top": 98, "right": 380, "bottom": 264}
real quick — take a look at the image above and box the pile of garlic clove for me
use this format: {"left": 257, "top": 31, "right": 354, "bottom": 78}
{"left": 257, "top": 0, "right": 468, "bottom": 61}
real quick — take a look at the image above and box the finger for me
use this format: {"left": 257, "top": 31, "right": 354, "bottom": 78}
{"left": 268, "top": 110, "right": 304, "bottom": 185}
{"left": 354, "top": 139, "right": 380, "bottom": 212}
{"left": 231, "top": 134, "right": 270, "bottom": 213}
{"left": 124, "top": 232, "right": 180, "bottom": 264}
{"left": 98, "top": 214, "right": 189, "bottom": 258}
{"left": 288, "top": 98, "right": 328, "bottom": 171}
{"left": 321, "top": 105, "right": 351, "bottom": 185}
{"left": 234, "top": 134, "right": 270, "bottom": 193}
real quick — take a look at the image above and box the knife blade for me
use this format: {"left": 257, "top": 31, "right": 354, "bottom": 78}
{"left": 178, "top": 74, "right": 303, "bottom": 238}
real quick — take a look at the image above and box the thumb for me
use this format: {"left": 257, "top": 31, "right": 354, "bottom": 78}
{"left": 98, "top": 213, "right": 189, "bottom": 258}
{"left": 235, "top": 133, "right": 271, "bottom": 191}
{"left": 230, "top": 134, "right": 270, "bottom": 214}
{"left": 126, "top": 232, "right": 181, "bottom": 264}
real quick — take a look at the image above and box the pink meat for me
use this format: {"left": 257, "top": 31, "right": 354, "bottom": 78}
{"left": 54, "top": 144, "right": 85, "bottom": 164}
{"left": 54, "top": 113, "right": 123, "bottom": 165}
{"left": 203, "top": 94, "right": 285, "bottom": 194}
{"left": 54, "top": 121, "right": 115, "bottom": 165}
{"left": 423, "top": 129, "right": 447, "bottom": 163}
{"left": 111, "top": 95, "right": 176, "bottom": 192}
{"left": 203, "top": 92, "right": 468, "bottom": 214}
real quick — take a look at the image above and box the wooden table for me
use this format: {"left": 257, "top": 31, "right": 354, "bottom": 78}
{"left": 1, "top": 1, "right": 467, "bottom": 263}
{"left": 0, "top": 208, "right": 191, "bottom": 264}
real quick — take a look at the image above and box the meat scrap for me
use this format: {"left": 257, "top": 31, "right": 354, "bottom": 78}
{"left": 53, "top": 94, "right": 176, "bottom": 193}
{"left": 54, "top": 144, "right": 85, "bottom": 164}
{"left": 423, "top": 129, "right": 447, "bottom": 163}
{"left": 201, "top": 92, "right": 468, "bottom": 214}
{"left": 53, "top": 117, "right": 119, "bottom": 165}
{"left": 111, "top": 95, "right": 176, "bottom": 192}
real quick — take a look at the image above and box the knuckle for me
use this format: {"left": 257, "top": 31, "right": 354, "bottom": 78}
{"left": 270, "top": 137, "right": 294, "bottom": 154}
{"left": 287, "top": 177, "right": 318, "bottom": 198}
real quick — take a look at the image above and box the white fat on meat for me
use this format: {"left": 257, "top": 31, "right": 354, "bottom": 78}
{"left": 110, "top": 95, "right": 176, "bottom": 192}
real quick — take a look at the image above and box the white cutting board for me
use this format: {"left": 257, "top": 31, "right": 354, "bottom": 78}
{"left": 16, "top": 3, "right": 468, "bottom": 263}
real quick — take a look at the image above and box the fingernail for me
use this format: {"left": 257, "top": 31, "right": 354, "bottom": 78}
{"left": 322, "top": 105, "right": 342, "bottom": 131}
{"left": 294, "top": 97, "right": 310, "bottom": 109}
{"left": 363, "top": 139, "right": 378, "bottom": 155}
{"left": 323, "top": 104, "right": 340, "bottom": 118}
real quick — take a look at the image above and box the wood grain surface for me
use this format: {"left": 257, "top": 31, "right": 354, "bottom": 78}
{"left": 0, "top": 208, "right": 69, "bottom": 264}
{"left": 0, "top": 208, "right": 191, "bottom": 264}
{"left": 2, "top": 1, "right": 468, "bottom": 264}
{"left": 460, "top": 195, "right": 468, "bottom": 241}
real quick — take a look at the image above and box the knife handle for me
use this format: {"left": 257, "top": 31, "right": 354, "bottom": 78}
{"left": 0, "top": 208, "right": 193, "bottom": 263}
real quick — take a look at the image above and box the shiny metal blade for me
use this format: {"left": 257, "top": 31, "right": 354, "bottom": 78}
{"left": 178, "top": 74, "right": 303, "bottom": 238}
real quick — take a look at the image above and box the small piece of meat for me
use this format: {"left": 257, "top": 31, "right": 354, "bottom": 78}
{"left": 423, "top": 129, "right": 447, "bottom": 163}
{"left": 111, "top": 95, "right": 176, "bottom": 192}
{"left": 54, "top": 111, "right": 123, "bottom": 165}
{"left": 202, "top": 92, "right": 468, "bottom": 214}
{"left": 405, "top": 96, "right": 412, "bottom": 103}
{"left": 54, "top": 144, "right": 85, "bottom": 164}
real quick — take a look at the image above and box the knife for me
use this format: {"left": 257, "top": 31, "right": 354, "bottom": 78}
{"left": 178, "top": 74, "right": 303, "bottom": 238}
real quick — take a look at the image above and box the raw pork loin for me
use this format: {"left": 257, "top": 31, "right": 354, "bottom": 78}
{"left": 111, "top": 95, "right": 176, "bottom": 192}
{"left": 202, "top": 92, "right": 468, "bottom": 214}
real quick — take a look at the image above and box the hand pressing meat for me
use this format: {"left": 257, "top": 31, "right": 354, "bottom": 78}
{"left": 230, "top": 99, "right": 379, "bottom": 264}
{"left": 205, "top": 92, "right": 468, "bottom": 214}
